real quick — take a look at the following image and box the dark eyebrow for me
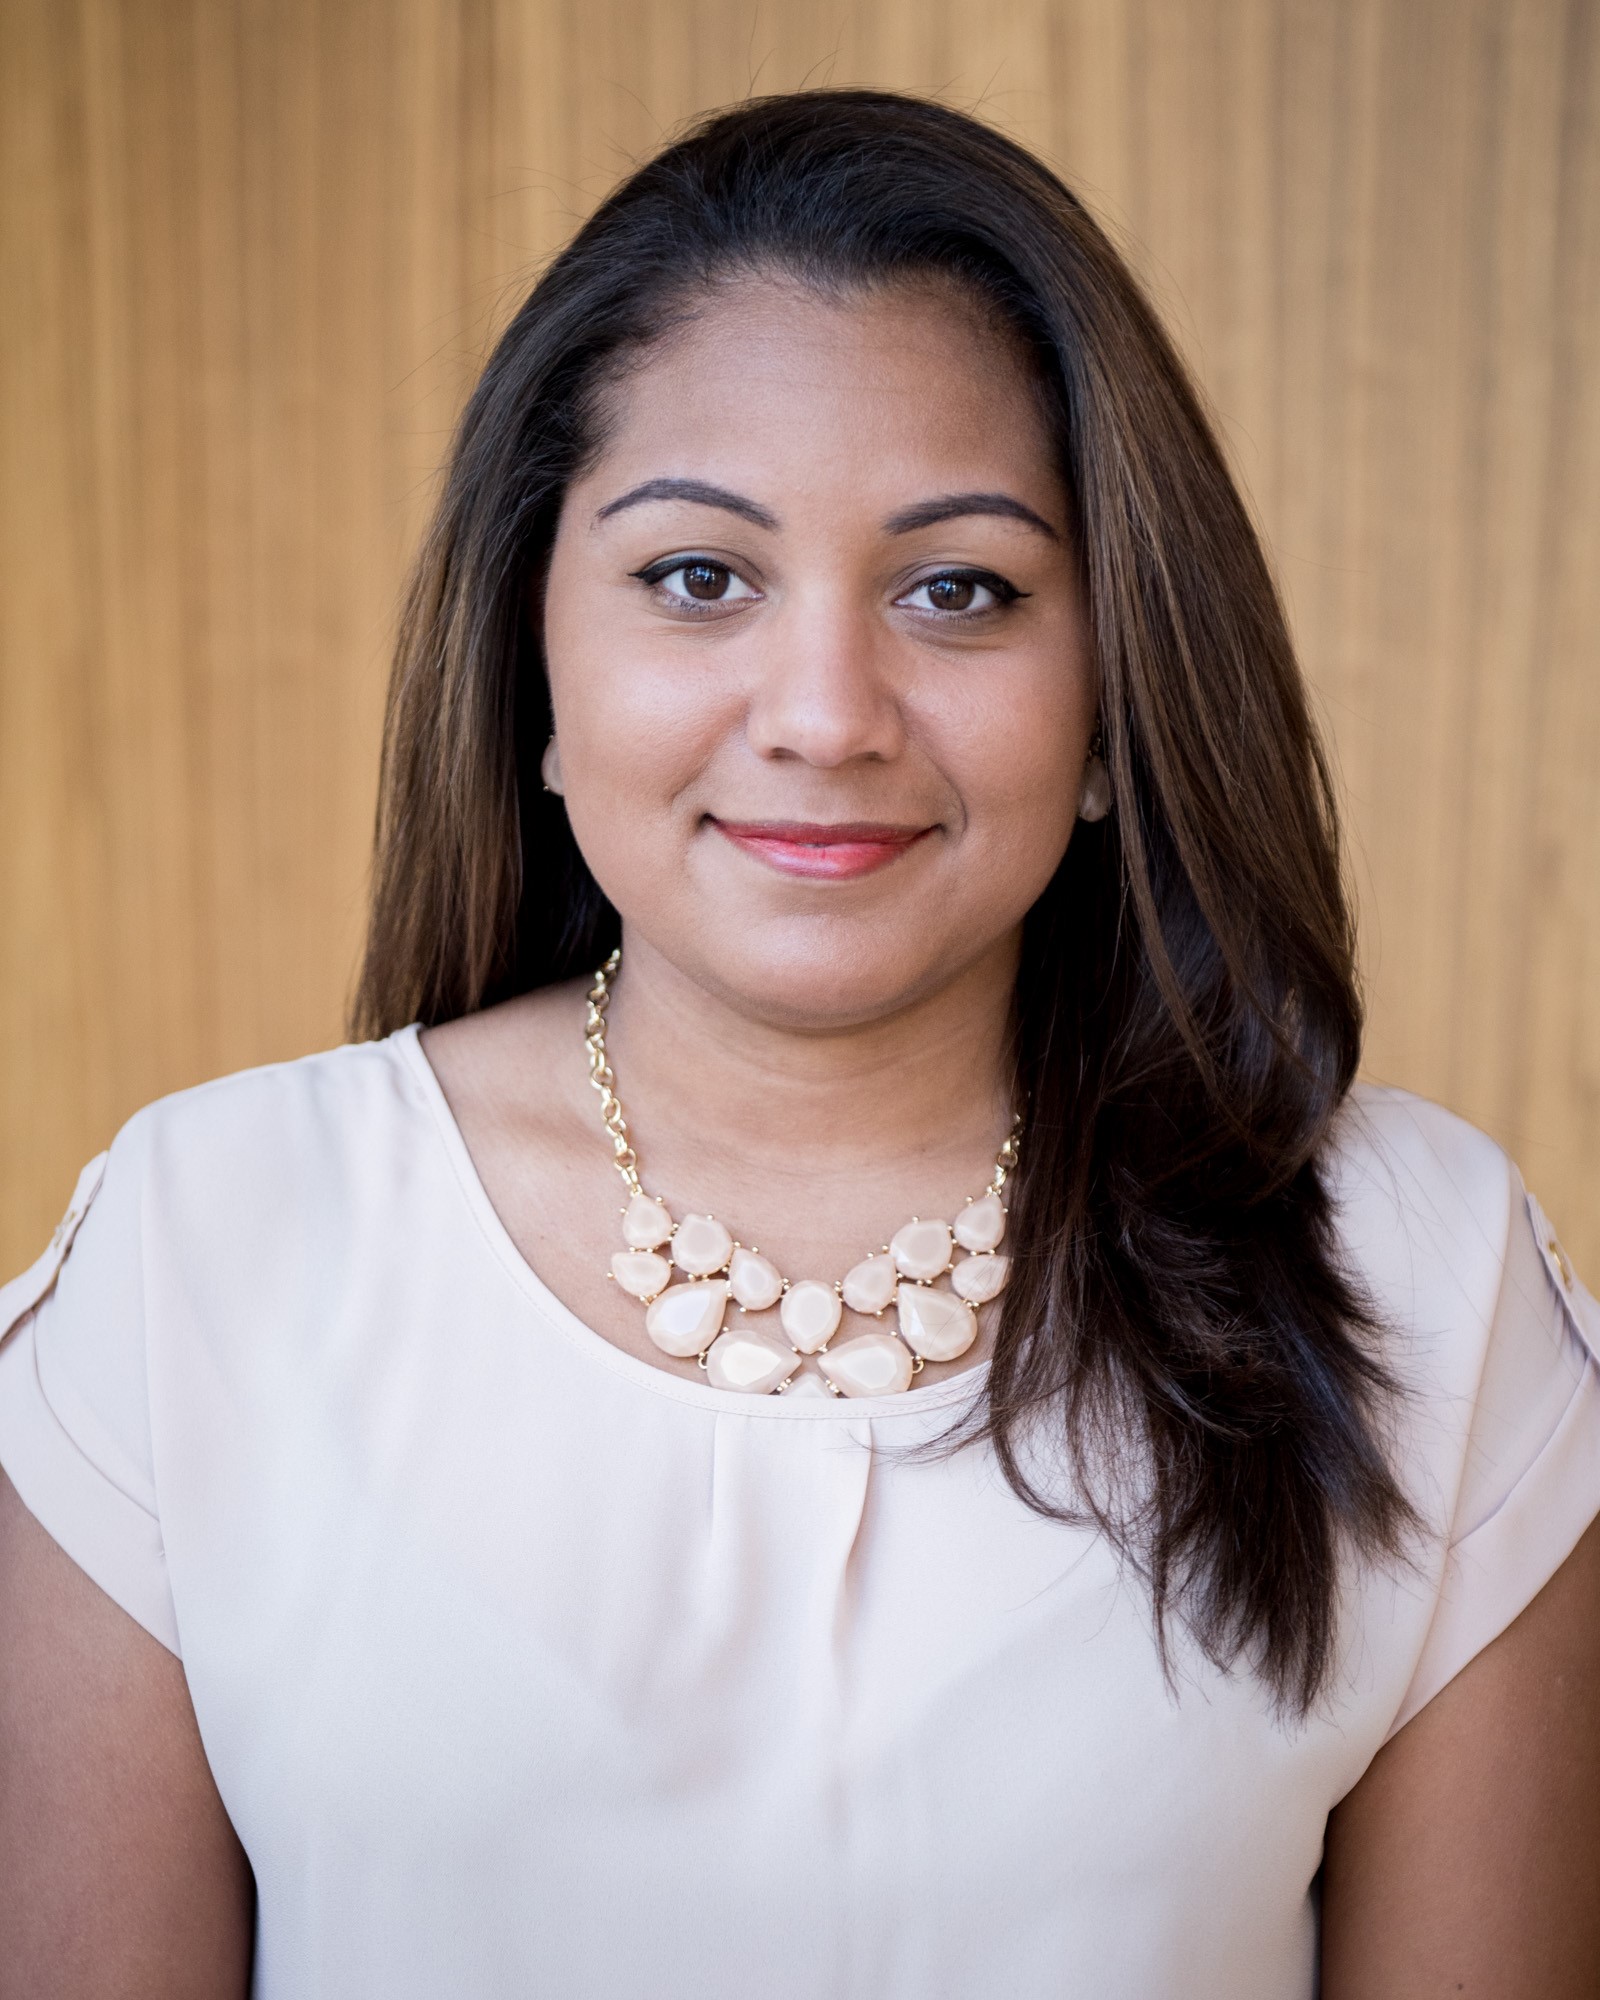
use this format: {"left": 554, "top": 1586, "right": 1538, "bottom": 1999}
{"left": 881, "top": 491, "right": 1061, "bottom": 541}
{"left": 594, "top": 477, "right": 780, "bottom": 532}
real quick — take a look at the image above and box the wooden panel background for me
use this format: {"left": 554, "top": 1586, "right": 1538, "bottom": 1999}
{"left": 3, "top": 0, "right": 1598, "bottom": 1277}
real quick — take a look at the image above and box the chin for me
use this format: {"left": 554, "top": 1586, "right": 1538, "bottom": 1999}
{"left": 680, "top": 913, "right": 993, "bottom": 1029}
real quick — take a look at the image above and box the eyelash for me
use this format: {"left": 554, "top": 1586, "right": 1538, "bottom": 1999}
{"left": 900, "top": 568, "right": 1025, "bottom": 618}
{"left": 629, "top": 557, "right": 1027, "bottom": 621}
{"left": 630, "top": 557, "right": 758, "bottom": 618}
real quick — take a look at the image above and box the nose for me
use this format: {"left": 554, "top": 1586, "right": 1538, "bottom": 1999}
{"left": 743, "top": 596, "right": 907, "bottom": 767}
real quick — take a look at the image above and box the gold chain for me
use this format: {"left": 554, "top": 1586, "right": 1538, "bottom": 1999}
{"left": 991, "top": 1126, "right": 1019, "bottom": 1200}
{"left": 584, "top": 949, "right": 1021, "bottom": 1204}
{"left": 584, "top": 949, "right": 642, "bottom": 1195}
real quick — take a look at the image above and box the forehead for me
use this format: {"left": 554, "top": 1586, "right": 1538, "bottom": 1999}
{"left": 580, "top": 272, "right": 1063, "bottom": 510}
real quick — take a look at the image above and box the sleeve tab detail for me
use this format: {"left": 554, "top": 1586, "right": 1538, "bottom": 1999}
{"left": 0, "top": 1153, "right": 110, "bottom": 1346}
{"left": 1525, "top": 1190, "right": 1600, "bottom": 1365}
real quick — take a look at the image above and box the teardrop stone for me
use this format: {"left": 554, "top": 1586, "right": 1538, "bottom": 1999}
{"left": 819, "top": 1332, "right": 915, "bottom": 1398}
{"left": 841, "top": 1253, "right": 897, "bottom": 1315}
{"left": 728, "top": 1246, "right": 785, "bottom": 1312}
{"left": 782, "top": 1370, "right": 836, "bottom": 1399}
{"left": 950, "top": 1253, "right": 1010, "bottom": 1304}
{"left": 890, "top": 1218, "right": 953, "bottom": 1282}
{"left": 779, "top": 1279, "right": 842, "bottom": 1354}
{"left": 621, "top": 1191, "right": 674, "bottom": 1249}
{"left": 896, "top": 1283, "right": 978, "bottom": 1361}
{"left": 672, "top": 1213, "right": 733, "bottom": 1277}
{"left": 954, "top": 1191, "right": 1006, "bottom": 1253}
{"left": 644, "top": 1279, "right": 728, "bottom": 1357}
{"left": 611, "top": 1248, "right": 672, "bottom": 1300}
{"left": 704, "top": 1327, "right": 799, "bottom": 1395}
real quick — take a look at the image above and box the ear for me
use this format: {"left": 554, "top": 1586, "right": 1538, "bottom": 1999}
{"left": 541, "top": 736, "right": 565, "bottom": 796}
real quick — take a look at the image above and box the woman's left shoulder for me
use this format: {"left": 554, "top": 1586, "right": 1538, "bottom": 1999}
{"left": 1323, "top": 1078, "right": 1600, "bottom": 1545}
{"left": 1329, "top": 1084, "right": 1600, "bottom": 1735}
{"left": 1328, "top": 1081, "right": 1514, "bottom": 1256}
{"left": 1322, "top": 1081, "right": 1572, "bottom": 1360}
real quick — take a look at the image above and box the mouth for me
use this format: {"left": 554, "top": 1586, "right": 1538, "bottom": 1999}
{"left": 708, "top": 818, "right": 936, "bottom": 881}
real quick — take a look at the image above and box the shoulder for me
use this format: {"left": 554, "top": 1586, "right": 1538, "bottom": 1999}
{"left": 18, "top": 1031, "right": 471, "bottom": 1403}
{"left": 1323, "top": 1081, "right": 1517, "bottom": 1350}
{"left": 1323, "top": 1083, "right": 1599, "bottom": 1522}
{"left": 117, "top": 1033, "right": 426, "bottom": 1174}
{"left": 1329, "top": 1081, "right": 1514, "bottom": 1230}
{"left": 1327, "top": 1095, "right": 1600, "bottom": 1737}
{"left": 86, "top": 1034, "right": 439, "bottom": 1270}
{"left": 131, "top": 1030, "right": 422, "bottom": 1133}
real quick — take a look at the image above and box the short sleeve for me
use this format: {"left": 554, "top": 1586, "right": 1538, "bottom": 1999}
{"left": 0, "top": 1122, "right": 179, "bottom": 1653}
{"left": 1388, "top": 1172, "right": 1600, "bottom": 1734}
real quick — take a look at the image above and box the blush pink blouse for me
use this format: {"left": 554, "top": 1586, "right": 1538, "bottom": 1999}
{"left": 3, "top": 1030, "right": 1598, "bottom": 1997}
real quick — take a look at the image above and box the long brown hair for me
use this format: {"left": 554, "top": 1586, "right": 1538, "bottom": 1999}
{"left": 354, "top": 89, "right": 1414, "bottom": 1712}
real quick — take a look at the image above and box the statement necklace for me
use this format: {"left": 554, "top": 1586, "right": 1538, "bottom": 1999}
{"left": 584, "top": 951, "right": 1019, "bottom": 1398}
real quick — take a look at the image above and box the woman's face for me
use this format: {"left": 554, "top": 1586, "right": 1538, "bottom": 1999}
{"left": 542, "top": 273, "right": 1096, "bottom": 1027}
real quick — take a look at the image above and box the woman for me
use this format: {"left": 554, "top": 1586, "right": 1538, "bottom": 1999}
{"left": 2, "top": 90, "right": 1597, "bottom": 1999}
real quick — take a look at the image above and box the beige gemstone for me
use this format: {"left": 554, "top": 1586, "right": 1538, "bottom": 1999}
{"left": 890, "top": 1218, "right": 953, "bottom": 1282}
{"left": 644, "top": 1279, "right": 728, "bottom": 1357}
{"left": 704, "top": 1327, "right": 799, "bottom": 1395}
{"left": 841, "top": 1254, "right": 897, "bottom": 1315}
{"left": 953, "top": 1191, "right": 1006, "bottom": 1253}
{"left": 672, "top": 1213, "right": 733, "bottom": 1277}
{"left": 951, "top": 1253, "right": 1010, "bottom": 1305}
{"left": 611, "top": 1248, "right": 672, "bottom": 1301}
{"left": 782, "top": 1370, "right": 836, "bottom": 1399}
{"left": 621, "top": 1191, "right": 674, "bottom": 1249}
{"left": 779, "top": 1278, "right": 842, "bottom": 1354}
{"left": 896, "top": 1283, "right": 978, "bottom": 1361}
{"left": 728, "top": 1247, "right": 785, "bottom": 1312}
{"left": 819, "top": 1332, "right": 915, "bottom": 1398}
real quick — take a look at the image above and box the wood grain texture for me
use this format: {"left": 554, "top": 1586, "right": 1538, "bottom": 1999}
{"left": 3, "top": 0, "right": 1597, "bottom": 1275}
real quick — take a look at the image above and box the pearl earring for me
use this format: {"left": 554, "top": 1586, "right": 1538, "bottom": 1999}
{"left": 541, "top": 736, "right": 564, "bottom": 796}
{"left": 1077, "top": 735, "right": 1111, "bottom": 822}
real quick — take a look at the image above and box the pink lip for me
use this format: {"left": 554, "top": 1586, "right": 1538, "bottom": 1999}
{"left": 710, "top": 818, "right": 934, "bottom": 881}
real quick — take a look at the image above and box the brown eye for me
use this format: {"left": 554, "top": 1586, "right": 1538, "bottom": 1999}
{"left": 898, "top": 569, "right": 1021, "bottom": 618}
{"left": 925, "top": 575, "right": 977, "bottom": 612}
{"left": 634, "top": 557, "right": 761, "bottom": 611}
{"left": 681, "top": 561, "right": 730, "bottom": 600}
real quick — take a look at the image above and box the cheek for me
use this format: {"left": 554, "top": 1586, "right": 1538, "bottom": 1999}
{"left": 542, "top": 591, "right": 738, "bottom": 920}
{"left": 926, "top": 658, "right": 1092, "bottom": 873}
{"left": 544, "top": 583, "right": 721, "bottom": 803}
{"left": 560, "top": 664, "right": 717, "bottom": 799}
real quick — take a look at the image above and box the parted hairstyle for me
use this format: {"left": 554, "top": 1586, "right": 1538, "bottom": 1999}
{"left": 354, "top": 89, "right": 1415, "bottom": 1713}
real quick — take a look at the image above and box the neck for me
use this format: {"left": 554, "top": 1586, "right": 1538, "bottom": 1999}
{"left": 597, "top": 928, "right": 1020, "bottom": 1186}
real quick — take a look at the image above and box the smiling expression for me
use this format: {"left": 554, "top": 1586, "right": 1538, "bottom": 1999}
{"left": 540, "top": 272, "right": 1097, "bottom": 1027}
